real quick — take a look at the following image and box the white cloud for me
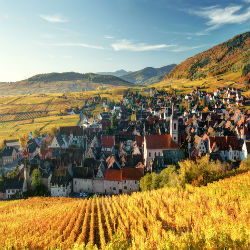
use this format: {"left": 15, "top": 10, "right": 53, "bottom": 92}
{"left": 170, "top": 44, "right": 208, "bottom": 52}
{"left": 190, "top": 5, "right": 250, "bottom": 30}
{"left": 111, "top": 39, "right": 175, "bottom": 52}
{"left": 40, "top": 14, "right": 68, "bottom": 23}
{"left": 43, "top": 42, "right": 104, "bottom": 50}
{"left": 104, "top": 35, "right": 114, "bottom": 39}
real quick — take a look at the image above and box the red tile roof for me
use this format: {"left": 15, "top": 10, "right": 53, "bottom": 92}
{"left": 136, "top": 136, "right": 143, "bottom": 147}
{"left": 101, "top": 136, "right": 115, "bottom": 148}
{"left": 104, "top": 169, "right": 122, "bottom": 181}
{"left": 144, "top": 134, "right": 178, "bottom": 150}
{"left": 209, "top": 136, "right": 239, "bottom": 151}
{"left": 122, "top": 168, "right": 143, "bottom": 180}
{"left": 104, "top": 168, "right": 143, "bottom": 181}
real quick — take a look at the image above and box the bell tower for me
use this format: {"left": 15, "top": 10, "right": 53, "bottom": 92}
{"left": 170, "top": 105, "right": 178, "bottom": 144}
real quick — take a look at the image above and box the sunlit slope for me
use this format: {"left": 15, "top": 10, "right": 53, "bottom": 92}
{"left": 165, "top": 32, "right": 250, "bottom": 80}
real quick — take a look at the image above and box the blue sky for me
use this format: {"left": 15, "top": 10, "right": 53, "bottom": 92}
{"left": 0, "top": 0, "right": 249, "bottom": 81}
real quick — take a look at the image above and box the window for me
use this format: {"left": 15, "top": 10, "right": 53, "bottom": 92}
{"left": 174, "top": 123, "right": 176, "bottom": 130}
{"left": 158, "top": 152, "right": 160, "bottom": 156}
{"left": 113, "top": 187, "right": 116, "bottom": 190}
{"left": 149, "top": 152, "right": 151, "bottom": 157}
{"left": 155, "top": 152, "right": 156, "bottom": 157}
{"left": 124, "top": 186, "right": 127, "bottom": 189}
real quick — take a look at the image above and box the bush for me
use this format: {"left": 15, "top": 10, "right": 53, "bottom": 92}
{"left": 140, "top": 156, "right": 249, "bottom": 191}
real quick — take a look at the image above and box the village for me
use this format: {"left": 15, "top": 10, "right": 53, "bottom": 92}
{"left": 0, "top": 87, "right": 250, "bottom": 199}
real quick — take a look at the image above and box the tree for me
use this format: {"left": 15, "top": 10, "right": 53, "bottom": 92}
{"left": 19, "top": 134, "right": 28, "bottom": 150}
{"left": 111, "top": 114, "right": 118, "bottom": 130}
{"left": 0, "top": 140, "right": 4, "bottom": 150}
{"left": 31, "top": 169, "right": 41, "bottom": 188}
{"left": 140, "top": 173, "right": 152, "bottom": 191}
{"left": 50, "top": 127, "right": 58, "bottom": 136}
{"left": 33, "top": 129, "right": 40, "bottom": 138}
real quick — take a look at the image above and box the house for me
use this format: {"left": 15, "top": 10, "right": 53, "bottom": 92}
{"left": 0, "top": 146, "right": 18, "bottom": 166}
{"left": 122, "top": 168, "right": 143, "bottom": 194}
{"left": 241, "top": 140, "right": 250, "bottom": 160}
{"left": 203, "top": 136, "right": 241, "bottom": 161}
{"left": 26, "top": 139, "right": 41, "bottom": 161}
{"left": 143, "top": 134, "right": 179, "bottom": 168}
{"left": 4, "top": 140, "right": 20, "bottom": 151}
{"left": 104, "top": 169, "right": 123, "bottom": 194}
{"left": 50, "top": 169, "right": 72, "bottom": 197}
{"left": 49, "top": 134, "right": 69, "bottom": 149}
{"left": 72, "top": 167, "right": 95, "bottom": 193}
{"left": 5, "top": 178, "right": 24, "bottom": 199}
{"left": 59, "top": 126, "right": 84, "bottom": 147}
{"left": 0, "top": 181, "right": 6, "bottom": 200}
{"left": 101, "top": 136, "right": 115, "bottom": 152}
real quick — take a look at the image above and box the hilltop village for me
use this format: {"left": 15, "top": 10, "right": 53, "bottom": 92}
{"left": 0, "top": 87, "right": 250, "bottom": 199}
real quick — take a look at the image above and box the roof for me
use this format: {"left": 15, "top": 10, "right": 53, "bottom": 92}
{"left": 50, "top": 169, "right": 72, "bottom": 185}
{"left": 122, "top": 168, "right": 143, "bottom": 180}
{"left": 245, "top": 141, "right": 250, "bottom": 154}
{"left": 5, "top": 178, "right": 23, "bottom": 190}
{"left": 144, "top": 134, "right": 178, "bottom": 150}
{"left": 104, "top": 169, "right": 122, "bottom": 181}
{"left": 59, "top": 126, "right": 83, "bottom": 136}
{"left": 72, "top": 167, "right": 95, "bottom": 179}
{"left": 1, "top": 147, "right": 16, "bottom": 157}
{"left": 135, "top": 136, "right": 143, "bottom": 147}
{"left": 209, "top": 136, "right": 240, "bottom": 151}
{"left": 101, "top": 136, "right": 115, "bottom": 148}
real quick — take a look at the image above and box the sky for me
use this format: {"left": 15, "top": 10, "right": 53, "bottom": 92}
{"left": 0, "top": 0, "right": 249, "bottom": 82}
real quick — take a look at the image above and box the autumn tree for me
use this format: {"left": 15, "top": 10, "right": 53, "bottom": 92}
{"left": 31, "top": 169, "right": 41, "bottom": 188}
{"left": 19, "top": 134, "right": 29, "bottom": 150}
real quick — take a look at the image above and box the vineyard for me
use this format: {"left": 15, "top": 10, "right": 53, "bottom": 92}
{"left": 0, "top": 172, "right": 249, "bottom": 250}
{"left": 0, "top": 111, "right": 48, "bottom": 123}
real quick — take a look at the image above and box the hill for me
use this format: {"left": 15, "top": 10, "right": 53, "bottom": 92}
{"left": 121, "top": 64, "right": 177, "bottom": 85}
{"left": 96, "top": 69, "right": 132, "bottom": 77}
{"left": 165, "top": 32, "right": 250, "bottom": 80}
{"left": 0, "top": 171, "right": 249, "bottom": 250}
{"left": 0, "top": 72, "right": 134, "bottom": 96}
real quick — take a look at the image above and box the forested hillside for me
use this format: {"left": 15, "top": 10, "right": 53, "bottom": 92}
{"left": 0, "top": 72, "right": 134, "bottom": 95}
{"left": 165, "top": 32, "right": 250, "bottom": 80}
{"left": 121, "top": 64, "right": 177, "bottom": 85}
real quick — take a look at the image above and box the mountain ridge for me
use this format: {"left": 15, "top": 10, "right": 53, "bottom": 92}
{"left": 164, "top": 32, "right": 250, "bottom": 81}
{"left": 120, "top": 64, "right": 177, "bottom": 85}
{"left": 0, "top": 72, "right": 134, "bottom": 96}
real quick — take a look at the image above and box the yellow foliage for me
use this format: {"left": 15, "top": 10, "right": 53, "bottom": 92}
{"left": 0, "top": 172, "right": 249, "bottom": 250}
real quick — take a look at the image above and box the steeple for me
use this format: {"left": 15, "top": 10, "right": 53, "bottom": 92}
{"left": 170, "top": 105, "right": 178, "bottom": 144}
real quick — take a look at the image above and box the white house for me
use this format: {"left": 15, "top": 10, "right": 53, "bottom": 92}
{"left": 143, "top": 134, "right": 179, "bottom": 168}
{"left": 241, "top": 141, "right": 250, "bottom": 161}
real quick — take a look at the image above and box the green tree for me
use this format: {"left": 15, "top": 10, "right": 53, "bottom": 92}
{"left": 140, "top": 173, "right": 153, "bottom": 191}
{"left": 31, "top": 169, "right": 41, "bottom": 188}
{"left": 111, "top": 114, "right": 118, "bottom": 130}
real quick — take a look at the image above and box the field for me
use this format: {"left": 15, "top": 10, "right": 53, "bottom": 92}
{"left": 152, "top": 72, "right": 247, "bottom": 95}
{"left": 0, "top": 88, "right": 127, "bottom": 140}
{"left": 0, "top": 115, "right": 79, "bottom": 140}
{"left": 0, "top": 172, "right": 249, "bottom": 250}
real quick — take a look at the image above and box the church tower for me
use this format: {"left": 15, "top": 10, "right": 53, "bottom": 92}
{"left": 170, "top": 105, "right": 178, "bottom": 144}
